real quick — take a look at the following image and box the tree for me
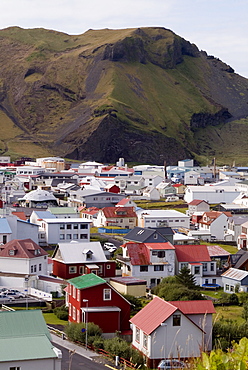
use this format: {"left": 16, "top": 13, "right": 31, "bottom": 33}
{"left": 175, "top": 266, "right": 199, "bottom": 290}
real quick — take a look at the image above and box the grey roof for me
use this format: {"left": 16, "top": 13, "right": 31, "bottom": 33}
{"left": 125, "top": 226, "right": 171, "bottom": 243}
{"left": 0, "top": 218, "right": 12, "bottom": 234}
{"left": 222, "top": 267, "right": 248, "bottom": 281}
{"left": 54, "top": 241, "right": 108, "bottom": 263}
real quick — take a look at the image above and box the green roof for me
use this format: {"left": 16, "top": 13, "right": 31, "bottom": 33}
{"left": 0, "top": 336, "right": 57, "bottom": 362}
{"left": 0, "top": 310, "right": 57, "bottom": 362}
{"left": 48, "top": 207, "right": 78, "bottom": 214}
{"left": 68, "top": 273, "right": 106, "bottom": 289}
{"left": 0, "top": 310, "right": 51, "bottom": 339}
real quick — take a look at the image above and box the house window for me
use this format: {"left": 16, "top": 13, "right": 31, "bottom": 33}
{"left": 106, "top": 265, "right": 111, "bottom": 269}
{"left": 60, "top": 234, "right": 65, "bottom": 240}
{"left": 73, "top": 234, "right": 78, "bottom": 239}
{"left": 69, "top": 266, "right": 77, "bottom": 274}
{"left": 80, "top": 234, "right": 87, "bottom": 239}
{"left": 173, "top": 314, "right": 181, "bottom": 326}
{"left": 10, "top": 367, "right": 21, "bottom": 370}
{"left": 203, "top": 263, "right": 207, "bottom": 272}
{"left": 152, "top": 251, "right": 157, "bottom": 256}
{"left": 60, "top": 224, "right": 65, "bottom": 229}
{"left": 66, "top": 234, "right": 72, "bottom": 240}
{"left": 103, "top": 289, "right": 111, "bottom": 300}
{"left": 73, "top": 286, "right": 76, "bottom": 298}
{"left": 80, "top": 224, "right": 88, "bottom": 229}
{"left": 73, "top": 307, "right": 76, "bottom": 320}
{"left": 79, "top": 266, "right": 84, "bottom": 275}
{"left": 143, "top": 333, "right": 148, "bottom": 349}
{"left": 154, "top": 265, "right": 164, "bottom": 271}
{"left": 77, "top": 289, "right": 80, "bottom": 301}
{"left": 135, "top": 327, "right": 140, "bottom": 343}
{"left": 9, "top": 249, "right": 15, "bottom": 256}
{"left": 154, "top": 233, "right": 158, "bottom": 239}
{"left": 31, "top": 266, "right": 33, "bottom": 273}
{"left": 211, "top": 262, "right": 215, "bottom": 271}
{"left": 140, "top": 265, "right": 148, "bottom": 272}
{"left": 39, "top": 263, "right": 42, "bottom": 271}
{"left": 73, "top": 224, "right": 78, "bottom": 229}
{"left": 205, "top": 279, "right": 209, "bottom": 285}
{"left": 158, "top": 251, "right": 165, "bottom": 258}
{"left": 230, "top": 285, "right": 234, "bottom": 292}
{"left": 194, "top": 266, "right": 200, "bottom": 275}
{"left": 180, "top": 263, "right": 188, "bottom": 269}
{"left": 226, "top": 284, "right": 230, "bottom": 291}
{"left": 212, "top": 279, "right": 216, "bottom": 284}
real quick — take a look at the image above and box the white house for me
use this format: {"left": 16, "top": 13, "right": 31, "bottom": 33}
{"left": 184, "top": 185, "right": 242, "bottom": 204}
{"left": 130, "top": 296, "right": 215, "bottom": 367}
{"left": 198, "top": 211, "right": 232, "bottom": 241}
{"left": 222, "top": 268, "right": 248, "bottom": 293}
{"left": 137, "top": 209, "right": 190, "bottom": 229}
{"left": 175, "top": 244, "right": 220, "bottom": 287}
{"left": 0, "top": 214, "right": 39, "bottom": 244}
{"left": 0, "top": 238, "right": 48, "bottom": 275}
{"left": 118, "top": 241, "right": 175, "bottom": 289}
{"left": 33, "top": 218, "right": 91, "bottom": 246}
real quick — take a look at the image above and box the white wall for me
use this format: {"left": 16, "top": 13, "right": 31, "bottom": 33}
{"left": 0, "top": 356, "right": 61, "bottom": 370}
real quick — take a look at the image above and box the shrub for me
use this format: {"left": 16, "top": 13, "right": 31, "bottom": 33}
{"left": 54, "top": 305, "right": 68, "bottom": 321}
{"left": 64, "top": 322, "right": 102, "bottom": 344}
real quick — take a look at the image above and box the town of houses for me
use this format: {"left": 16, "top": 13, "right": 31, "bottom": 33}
{"left": 2, "top": 154, "right": 248, "bottom": 366}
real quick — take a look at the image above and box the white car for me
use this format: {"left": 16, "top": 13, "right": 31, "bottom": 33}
{"left": 158, "top": 359, "right": 186, "bottom": 369}
{"left": 104, "top": 242, "right": 117, "bottom": 250}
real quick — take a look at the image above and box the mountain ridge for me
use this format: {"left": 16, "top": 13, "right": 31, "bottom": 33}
{"left": 0, "top": 26, "right": 248, "bottom": 164}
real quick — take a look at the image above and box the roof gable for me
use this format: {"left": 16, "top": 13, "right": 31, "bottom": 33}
{"left": 168, "top": 300, "right": 215, "bottom": 314}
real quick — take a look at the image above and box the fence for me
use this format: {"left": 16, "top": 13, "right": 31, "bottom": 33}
{"left": 98, "top": 227, "right": 130, "bottom": 234}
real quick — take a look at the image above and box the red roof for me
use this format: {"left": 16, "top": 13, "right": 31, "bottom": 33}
{"left": 125, "top": 242, "right": 150, "bottom": 265}
{"left": 207, "top": 245, "right": 230, "bottom": 257}
{"left": 172, "top": 183, "right": 184, "bottom": 188}
{"left": 117, "top": 198, "right": 131, "bottom": 206}
{"left": 102, "top": 207, "right": 136, "bottom": 218}
{"left": 168, "top": 300, "right": 215, "bottom": 315}
{"left": 130, "top": 296, "right": 177, "bottom": 334}
{"left": 145, "top": 242, "right": 175, "bottom": 250}
{"left": 12, "top": 211, "right": 26, "bottom": 221}
{"left": 188, "top": 199, "right": 207, "bottom": 206}
{"left": 175, "top": 245, "right": 211, "bottom": 262}
{"left": 0, "top": 239, "right": 47, "bottom": 259}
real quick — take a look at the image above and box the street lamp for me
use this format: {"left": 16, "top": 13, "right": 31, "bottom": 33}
{"left": 83, "top": 299, "right": 88, "bottom": 350}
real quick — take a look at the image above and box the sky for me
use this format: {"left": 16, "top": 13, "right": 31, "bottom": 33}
{"left": 1, "top": 0, "right": 248, "bottom": 78}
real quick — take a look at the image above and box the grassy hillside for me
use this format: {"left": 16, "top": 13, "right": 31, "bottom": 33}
{"left": 0, "top": 26, "right": 248, "bottom": 164}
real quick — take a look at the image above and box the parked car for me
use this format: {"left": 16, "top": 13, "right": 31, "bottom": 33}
{"left": 104, "top": 242, "right": 117, "bottom": 251}
{"left": 0, "top": 295, "right": 15, "bottom": 302}
{"left": 3, "top": 290, "right": 26, "bottom": 299}
{"left": 158, "top": 359, "right": 186, "bottom": 369}
{"left": 165, "top": 196, "right": 179, "bottom": 202}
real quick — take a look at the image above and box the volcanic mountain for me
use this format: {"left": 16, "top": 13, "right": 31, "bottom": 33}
{"left": 0, "top": 26, "right": 248, "bottom": 165}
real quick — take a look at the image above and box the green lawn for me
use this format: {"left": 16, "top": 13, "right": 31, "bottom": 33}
{"left": 43, "top": 312, "right": 67, "bottom": 326}
{"left": 214, "top": 305, "right": 244, "bottom": 325}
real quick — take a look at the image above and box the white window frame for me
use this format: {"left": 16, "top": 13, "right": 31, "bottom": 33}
{"left": 103, "top": 288, "right": 111, "bottom": 301}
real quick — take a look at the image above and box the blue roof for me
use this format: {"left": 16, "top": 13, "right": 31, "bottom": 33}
{"left": 0, "top": 218, "right": 12, "bottom": 234}
{"left": 34, "top": 211, "right": 56, "bottom": 219}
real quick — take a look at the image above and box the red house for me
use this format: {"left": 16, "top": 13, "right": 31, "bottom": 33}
{"left": 67, "top": 273, "right": 131, "bottom": 335}
{"left": 52, "top": 241, "right": 116, "bottom": 279}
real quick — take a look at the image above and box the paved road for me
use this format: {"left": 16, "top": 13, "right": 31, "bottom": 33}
{"left": 51, "top": 334, "right": 117, "bottom": 370}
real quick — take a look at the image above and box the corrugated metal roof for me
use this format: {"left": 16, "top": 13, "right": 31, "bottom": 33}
{"left": 222, "top": 267, "right": 248, "bottom": 281}
{"left": 168, "top": 300, "right": 215, "bottom": 314}
{"left": 55, "top": 241, "right": 107, "bottom": 263}
{"left": 130, "top": 296, "right": 177, "bottom": 334}
{"left": 145, "top": 242, "right": 175, "bottom": 250}
{"left": 175, "top": 244, "right": 211, "bottom": 262}
{"left": 0, "top": 336, "right": 57, "bottom": 362}
{"left": 126, "top": 242, "right": 150, "bottom": 265}
{"left": 0, "top": 310, "right": 51, "bottom": 340}
{"left": 68, "top": 272, "right": 105, "bottom": 289}
{"left": 207, "top": 245, "right": 230, "bottom": 257}
{"left": 102, "top": 206, "right": 137, "bottom": 218}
